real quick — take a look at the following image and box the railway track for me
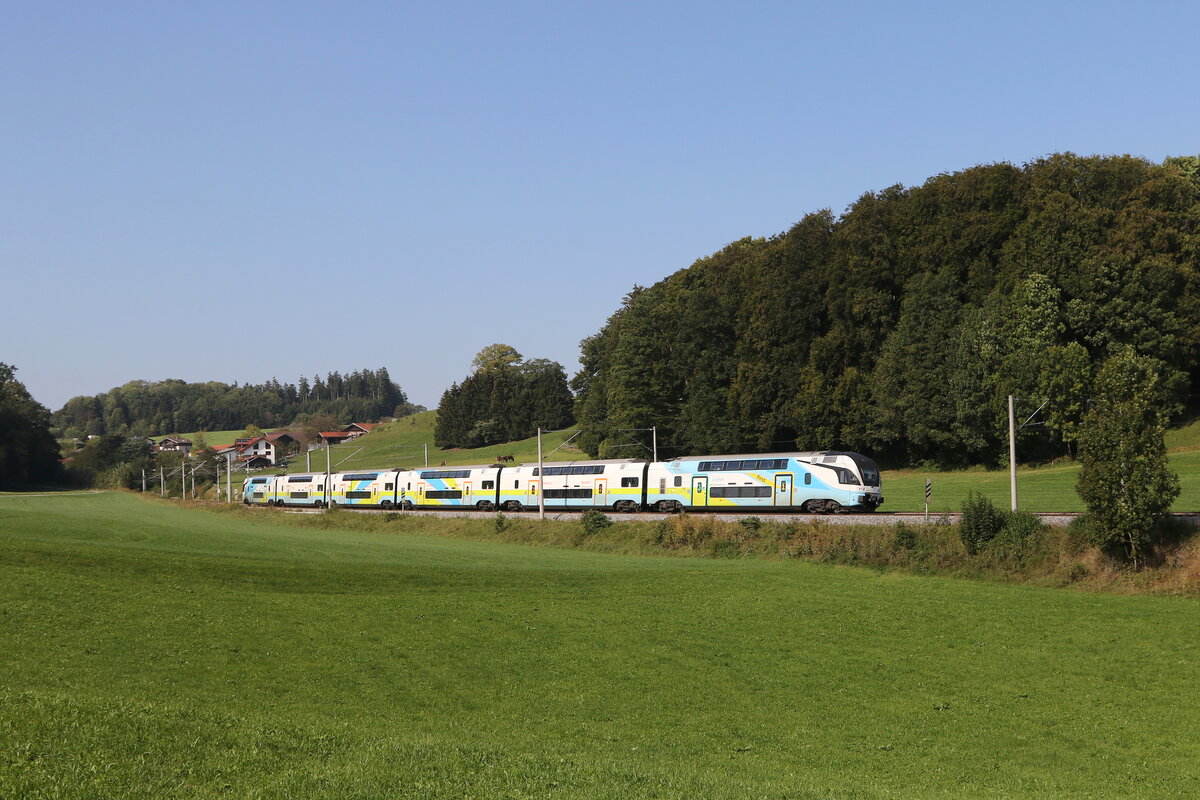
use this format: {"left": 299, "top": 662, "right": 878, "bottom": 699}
{"left": 268, "top": 507, "right": 1200, "bottom": 528}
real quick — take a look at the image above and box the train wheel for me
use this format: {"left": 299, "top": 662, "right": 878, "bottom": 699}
{"left": 401, "top": 500, "right": 414, "bottom": 510}
{"left": 826, "top": 501, "right": 844, "bottom": 514}
{"left": 476, "top": 500, "right": 494, "bottom": 511}
{"left": 507, "top": 501, "right": 524, "bottom": 512}
{"left": 381, "top": 500, "right": 393, "bottom": 509}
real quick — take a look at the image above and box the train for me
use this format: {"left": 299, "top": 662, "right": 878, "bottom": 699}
{"left": 242, "top": 450, "right": 883, "bottom": 514}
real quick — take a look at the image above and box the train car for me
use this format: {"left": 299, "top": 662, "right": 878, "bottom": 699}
{"left": 397, "top": 465, "right": 504, "bottom": 511}
{"left": 645, "top": 451, "right": 882, "bottom": 513}
{"left": 274, "top": 473, "right": 330, "bottom": 508}
{"left": 499, "top": 459, "right": 647, "bottom": 512}
{"left": 329, "top": 469, "right": 402, "bottom": 508}
{"left": 242, "top": 474, "right": 275, "bottom": 505}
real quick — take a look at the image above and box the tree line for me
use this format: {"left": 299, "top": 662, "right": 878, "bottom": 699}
{"left": 52, "top": 367, "right": 418, "bottom": 440}
{"left": 573, "top": 153, "right": 1200, "bottom": 467}
{"left": 434, "top": 344, "right": 574, "bottom": 448}
{"left": 0, "top": 363, "right": 61, "bottom": 489}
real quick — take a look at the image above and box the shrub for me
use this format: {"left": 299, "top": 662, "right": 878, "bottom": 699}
{"left": 893, "top": 522, "right": 917, "bottom": 552}
{"left": 739, "top": 516, "right": 763, "bottom": 534}
{"left": 493, "top": 512, "right": 509, "bottom": 534}
{"left": 579, "top": 509, "right": 613, "bottom": 536}
{"left": 960, "top": 492, "right": 1004, "bottom": 555}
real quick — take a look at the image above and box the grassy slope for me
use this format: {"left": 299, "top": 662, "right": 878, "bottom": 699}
{"left": 290, "top": 411, "right": 590, "bottom": 473}
{"left": 2, "top": 492, "right": 1199, "bottom": 798}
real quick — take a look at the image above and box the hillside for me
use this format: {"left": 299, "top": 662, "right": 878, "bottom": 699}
{"left": 2, "top": 492, "right": 1198, "bottom": 797}
{"left": 574, "top": 154, "right": 1200, "bottom": 470}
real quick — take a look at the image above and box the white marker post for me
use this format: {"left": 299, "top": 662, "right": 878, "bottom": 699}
{"left": 925, "top": 478, "right": 931, "bottom": 521}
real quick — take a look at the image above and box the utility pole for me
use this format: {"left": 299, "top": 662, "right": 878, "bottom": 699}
{"left": 537, "top": 427, "right": 545, "bottom": 520}
{"left": 423, "top": 443, "right": 428, "bottom": 467}
{"left": 325, "top": 439, "right": 332, "bottom": 512}
{"left": 160, "top": 465, "right": 165, "bottom": 497}
{"left": 1008, "top": 394, "right": 1018, "bottom": 512}
{"left": 652, "top": 426, "right": 658, "bottom": 463}
{"left": 141, "top": 469, "right": 146, "bottom": 493}
{"left": 226, "top": 453, "right": 233, "bottom": 503}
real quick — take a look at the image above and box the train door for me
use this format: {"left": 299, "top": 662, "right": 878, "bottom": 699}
{"left": 527, "top": 478, "right": 539, "bottom": 506}
{"left": 417, "top": 482, "right": 426, "bottom": 505}
{"left": 462, "top": 481, "right": 471, "bottom": 506}
{"left": 774, "top": 473, "right": 793, "bottom": 507}
{"left": 691, "top": 476, "right": 708, "bottom": 508}
{"left": 594, "top": 479, "right": 607, "bottom": 506}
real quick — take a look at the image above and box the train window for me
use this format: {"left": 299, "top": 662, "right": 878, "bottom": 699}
{"left": 780, "top": 482, "right": 788, "bottom": 492}
{"left": 425, "top": 490, "right": 463, "bottom": 499}
{"left": 343, "top": 473, "right": 379, "bottom": 482}
{"left": 482, "top": 480, "right": 495, "bottom": 490}
{"left": 804, "top": 473, "right": 811, "bottom": 485}
{"left": 660, "top": 478, "right": 666, "bottom": 491}
{"left": 318, "top": 484, "right": 324, "bottom": 490}
{"left": 420, "top": 469, "right": 471, "bottom": 479}
{"left": 407, "top": 482, "right": 411, "bottom": 490}
{"left": 621, "top": 477, "right": 639, "bottom": 488}
{"left": 514, "top": 480, "right": 519, "bottom": 489}
{"left": 385, "top": 483, "right": 394, "bottom": 490}
{"left": 288, "top": 476, "right": 312, "bottom": 483}
{"left": 544, "top": 489, "right": 592, "bottom": 499}
{"left": 674, "top": 476, "right": 682, "bottom": 487}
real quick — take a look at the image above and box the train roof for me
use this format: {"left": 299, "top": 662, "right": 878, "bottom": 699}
{"left": 663, "top": 451, "right": 847, "bottom": 462}
{"left": 510, "top": 458, "right": 645, "bottom": 468}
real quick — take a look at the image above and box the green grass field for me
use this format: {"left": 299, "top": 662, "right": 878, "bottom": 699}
{"left": 2, "top": 492, "right": 1198, "bottom": 798}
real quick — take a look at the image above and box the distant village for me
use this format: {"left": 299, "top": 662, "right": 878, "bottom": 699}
{"left": 153, "top": 423, "right": 379, "bottom": 469}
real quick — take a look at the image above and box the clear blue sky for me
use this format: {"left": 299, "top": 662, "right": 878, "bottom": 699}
{"left": 4, "top": 0, "right": 1198, "bottom": 412}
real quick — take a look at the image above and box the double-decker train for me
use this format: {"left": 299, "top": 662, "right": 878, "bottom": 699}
{"left": 242, "top": 451, "right": 883, "bottom": 514}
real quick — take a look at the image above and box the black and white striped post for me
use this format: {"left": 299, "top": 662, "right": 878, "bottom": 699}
{"left": 924, "top": 478, "right": 932, "bottom": 521}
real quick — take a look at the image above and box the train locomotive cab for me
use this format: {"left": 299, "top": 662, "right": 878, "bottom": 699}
{"left": 243, "top": 475, "right": 273, "bottom": 505}
{"left": 645, "top": 451, "right": 882, "bottom": 514}
{"left": 795, "top": 451, "right": 883, "bottom": 512}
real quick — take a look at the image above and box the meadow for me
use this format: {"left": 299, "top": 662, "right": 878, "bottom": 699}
{"left": 1, "top": 492, "right": 1198, "bottom": 798}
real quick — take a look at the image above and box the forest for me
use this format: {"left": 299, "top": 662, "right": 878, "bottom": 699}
{"left": 52, "top": 368, "right": 415, "bottom": 439}
{"left": 434, "top": 345, "right": 574, "bottom": 448}
{"left": 573, "top": 153, "right": 1200, "bottom": 467}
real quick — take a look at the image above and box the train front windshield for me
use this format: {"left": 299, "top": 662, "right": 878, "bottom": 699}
{"left": 848, "top": 454, "right": 881, "bottom": 487}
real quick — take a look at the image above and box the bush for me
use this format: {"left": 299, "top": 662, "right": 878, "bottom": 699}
{"left": 494, "top": 512, "right": 509, "bottom": 534}
{"left": 739, "top": 516, "right": 763, "bottom": 533}
{"left": 579, "top": 509, "right": 613, "bottom": 536}
{"left": 893, "top": 522, "right": 917, "bottom": 552}
{"left": 960, "top": 492, "right": 1005, "bottom": 554}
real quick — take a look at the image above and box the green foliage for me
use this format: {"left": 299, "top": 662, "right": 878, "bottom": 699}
{"left": 960, "top": 492, "right": 1006, "bottom": 554}
{"left": 0, "top": 363, "right": 61, "bottom": 488}
{"left": 65, "top": 434, "right": 154, "bottom": 489}
{"left": 1076, "top": 349, "right": 1181, "bottom": 566}
{"left": 574, "top": 153, "right": 1200, "bottom": 466}
{"left": 578, "top": 508, "right": 613, "bottom": 536}
{"left": 52, "top": 367, "right": 408, "bottom": 439}
{"left": 435, "top": 352, "right": 573, "bottom": 448}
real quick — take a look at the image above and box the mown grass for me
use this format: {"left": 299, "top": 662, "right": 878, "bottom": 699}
{"left": 1, "top": 492, "right": 1199, "bottom": 798}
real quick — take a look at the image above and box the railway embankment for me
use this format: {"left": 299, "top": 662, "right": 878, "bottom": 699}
{"left": 206, "top": 497, "right": 1200, "bottom": 596}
